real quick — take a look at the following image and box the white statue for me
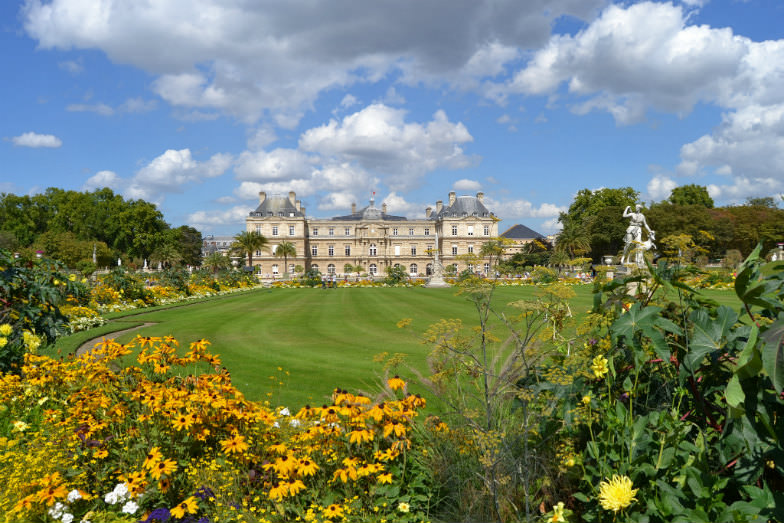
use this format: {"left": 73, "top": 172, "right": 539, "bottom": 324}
{"left": 621, "top": 204, "right": 655, "bottom": 266}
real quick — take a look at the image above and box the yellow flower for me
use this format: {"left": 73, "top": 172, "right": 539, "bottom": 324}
{"left": 377, "top": 472, "right": 393, "bottom": 484}
{"left": 398, "top": 502, "right": 410, "bottom": 513}
{"left": 0, "top": 337, "right": 7, "bottom": 348}
{"left": 598, "top": 475, "right": 638, "bottom": 512}
{"left": 12, "top": 420, "right": 28, "bottom": 432}
{"left": 220, "top": 433, "right": 249, "bottom": 455}
{"left": 0, "top": 324, "right": 12, "bottom": 336}
{"left": 323, "top": 504, "right": 344, "bottom": 519}
{"left": 387, "top": 375, "right": 406, "bottom": 391}
{"left": 591, "top": 355, "right": 609, "bottom": 379}
{"left": 581, "top": 395, "right": 592, "bottom": 406}
{"left": 170, "top": 496, "right": 199, "bottom": 519}
{"left": 150, "top": 458, "right": 177, "bottom": 480}
{"left": 550, "top": 501, "right": 565, "bottom": 522}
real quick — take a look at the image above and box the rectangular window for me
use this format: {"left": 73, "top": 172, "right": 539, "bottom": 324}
{"left": 289, "top": 225, "right": 295, "bottom": 236}
{"left": 255, "top": 250, "right": 262, "bottom": 256}
{"left": 328, "top": 245, "right": 334, "bottom": 256}
{"left": 467, "top": 225, "right": 474, "bottom": 236}
{"left": 312, "top": 228, "right": 318, "bottom": 236}
{"left": 255, "top": 225, "right": 262, "bottom": 233}
{"left": 427, "top": 244, "right": 433, "bottom": 252}
{"left": 452, "top": 245, "right": 458, "bottom": 255}
{"left": 451, "top": 225, "right": 458, "bottom": 236}
{"left": 424, "top": 227, "right": 430, "bottom": 236}
{"left": 393, "top": 228, "right": 398, "bottom": 236}
{"left": 410, "top": 245, "right": 417, "bottom": 256}
{"left": 272, "top": 264, "right": 279, "bottom": 275}
{"left": 468, "top": 244, "right": 474, "bottom": 254}
{"left": 329, "top": 227, "right": 334, "bottom": 236}
{"left": 345, "top": 227, "right": 351, "bottom": 236}
{"left": 345, "top": 245, "right": 351, "bottom": 256}
{"left": 311, "top": 245, "right": 318, "bottom": 256}
{"left": 409, "top": 228, "right": 415, "bottom": 236}
{"left": 394, "top": 245, "right": 401, "bottom": 256}
{"left": 272, "top": 226, "right": 279, "bottom": 236}
{"left": 483, "top": 225, "right": 490, "bottom": 236}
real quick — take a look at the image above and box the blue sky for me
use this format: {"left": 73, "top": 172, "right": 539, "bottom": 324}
{"left": 2, "top": 0, "right": 783, "bottom": 236}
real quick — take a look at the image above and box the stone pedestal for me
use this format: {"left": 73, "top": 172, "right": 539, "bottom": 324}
{"left": 425, "top": 275, "right": 451, "bottom": 288}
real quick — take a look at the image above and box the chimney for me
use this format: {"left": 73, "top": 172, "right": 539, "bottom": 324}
{"left": 259, "top": 191, "right": 266, "bottom": 204}
{"left": 425, "top": 206, "right": 432, "bottom": 218}
{"left": 436, "top": 200, "right": 443, "bottom": 213}
{"left": 448, "top": 191, "right": 456, "bottom": 206}
{"left": 476, "top": 192, "right": 484, "bottom": 203}
{"left": 295, "top": 200, "right": 301, "bottom": 211}
{"left": 382, "top": 203, "right": 387, "bottom": 214}
{"left": 352, "top": 202, "right": 357, "bottom": 214}
{"left": 301, "top": 206, "right": 306, "bottom": 216}
{"left": 289, "top": 191, "right": 296, "bottom": 205}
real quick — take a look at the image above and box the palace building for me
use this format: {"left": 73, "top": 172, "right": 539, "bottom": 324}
{"left": 245, "top": 191, "right": 499, "bottom": 278}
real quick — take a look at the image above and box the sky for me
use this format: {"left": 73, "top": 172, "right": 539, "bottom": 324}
{"left": 2, "top": 0, "right": 784, "bottom": 236}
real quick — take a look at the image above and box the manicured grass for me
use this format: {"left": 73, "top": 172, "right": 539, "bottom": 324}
{"left": 64, "top": 284, "right": 740, "bottom": 407}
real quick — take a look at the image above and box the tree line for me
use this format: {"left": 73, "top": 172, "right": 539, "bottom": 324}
{"left": 507, "top": 184, "right": 784, "bottom": 270}
{"left": 0, "top": 188, "right": 202, "bottom": 272}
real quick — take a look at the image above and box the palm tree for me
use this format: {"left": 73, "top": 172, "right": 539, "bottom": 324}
{"left": 274, "top": 241, "right": 296, "bottom": 276}
{"left": 232, "top": 231, "right": 269, "bottom": 269}
{"left": 479, "top": 238, "right": 508, "bottom": 275}
{"left": 203, "top": 251, "right": 230, "bottom": 273}
{"left": 555, "top": 222, "right": 590, "bottom": 258}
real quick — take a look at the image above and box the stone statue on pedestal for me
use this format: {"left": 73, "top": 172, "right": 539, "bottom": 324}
{"left": 425, "top": 231, "right": 450, "bottom": 287}
{"left": 621, "top": 204, "right": 655, "bottom": 267}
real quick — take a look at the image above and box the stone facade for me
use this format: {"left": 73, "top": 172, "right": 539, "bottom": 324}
{"left": 245, "top": 191, "right": 499, "bottom": 278}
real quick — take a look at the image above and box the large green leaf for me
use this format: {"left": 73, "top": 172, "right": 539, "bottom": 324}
{"left": 684, "top": 307, "right": 738, "bottom": 371}
{"left": 611, "top": 303, "right": 662, "bottom": 340}
{"left": 761, "top": 317, "right": 784, "bottom": 393}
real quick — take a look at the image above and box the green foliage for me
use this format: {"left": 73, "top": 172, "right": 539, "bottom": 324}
{"left": 300, "top": 268, "right": 322, "bottom": 287}
{"left": 556, "top": 249, "right": 784, "bottom": 522}
{"left": 385, "top": 264, "right": 408, "bottom": 284}
{"left": 100, "top": 267, "right": 153, "bottom": 303}
{"left": 0, "top": 248, "right": 87, "bottom": 372}
{"left": 669, "top": 184, "right": 714, "bottom": 208}
{"left": 232, "top": 230, "right": 269, "bottom": 268}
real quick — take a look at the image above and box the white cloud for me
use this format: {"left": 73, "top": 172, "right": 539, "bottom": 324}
{"left": 235, "top": 149, "right": 315, "bottom": 182}
{"left": 678, "top": 104, "right": 784, "bottom": 181}
{"left": 380, "top": 191, "right": 424, "bottom": 217}
{"left": 126, "top": 149, "right": 233, "bottom": 200}
{"left": 58, "top": 59, "right": 83, "bottom": 74}
{"left": 83, "top": 170, "right": 122, "bottom": 191}
{"left": 485, "top": 196, "right": 564, "bottom": 220}
{"left": 501, "top": 2, "right": 751, "bottom": 123}
{"left": 706, "top": 176, "right": 784, "bottom": 204}
{"left": 23, "top": 0, "right": 603, "bottom": 125}
{"left": 339, "top": 94, "right": 359, "bottom": 109}
{"left": 646, "top": 175, "right": 679, "bottom": 201}
{"left": 453, "top": 179, "right": 482, "bottom": 192}
{"left": 66, "top": 103, "right": 115, "bottom": 116}
{"left": 11, "top": 131, "right": 62, "bottom": 148}
{"left": 119, "top": 97, "right": 157, "bottom": 113}
{"left": 300, "top": 104, "right": 475, "bottom": 190}
{"left": 187, "top": 206, "right": 251, "bottom": 230}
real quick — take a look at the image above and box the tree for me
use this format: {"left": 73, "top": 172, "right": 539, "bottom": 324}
{"left": 232, "top": 231, "right": 269, "bottom": 269}
{"left": 669, "top": 184, "right": 714, "bottom": 208}
{"left": 174, "top": 225, "right": 203, "bottom": 266}
{"left": 479, "top": 238, "right": 509, "bottom": 273}
{"left": 745, "top": 196, "right": 778, "bottom": 208}
{"left": 555, "top": 222, "right": 590, "bottom": 258}
{"left": 273, "top": 242, "right": 296, "bottom": 275}
{"left": 203, "top": 252, "right": 231, "bottom": 273}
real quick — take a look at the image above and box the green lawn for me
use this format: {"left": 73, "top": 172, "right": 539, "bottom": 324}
{"left": 61, "top": 284, "right": 740, "bottom": 407}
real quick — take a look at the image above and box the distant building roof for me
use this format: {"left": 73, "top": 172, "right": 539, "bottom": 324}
{"left": 433, "top": 195, "right": 493, "bottom": 220}
{"left": 250, "top": 194, "right": 304, "bottom": 218}
{"left": 331, "top": 196, "right": 407, "bottom": 221}
{"left": 500, "top": 224, "right": 544, "bottom": 240}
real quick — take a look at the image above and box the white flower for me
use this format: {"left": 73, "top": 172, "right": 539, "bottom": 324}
{"left": 289, "top": 418, "right": 301, "bottom": 427}
{"left": 121, "top": 500, "right": 139, "bottom": 514}
{"left": 61, "top": 513, "right": 74, "bottom": 523}
{"left": 48, "top": 502, "right": 64, "bottom": 519}
{"left": 279, "top": 407, "right": 291, "bottom": 416}
{"left": 273, "top": 421, "right": 280, "bottom": 428}
{"left": 112, "top": 482, "right": 129, "bottom": 501}
{"left": 67, "top": 489, "right": 82, "bottom": 502}
{"left": 104, "top": 492, "right": 118, "bottom": 505}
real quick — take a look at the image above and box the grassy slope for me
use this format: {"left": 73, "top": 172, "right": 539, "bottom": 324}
{"left": 59, "top": 284, "right": 739, "bottom": 406}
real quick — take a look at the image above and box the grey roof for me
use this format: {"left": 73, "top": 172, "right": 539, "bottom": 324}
{"left": 500, "top": 224, "right": 544, "bottom": 240}
{"left": 331, "top": 197, "right": 407, "bottom": 221}
{"left": 249, "top": 195, "right": 304, "bottom": 217}
{"left": 433, "top": 195, "right": 493, "bottom": 220}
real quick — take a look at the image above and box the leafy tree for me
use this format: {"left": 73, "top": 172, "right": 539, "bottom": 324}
{"left": 384, "top": 265, "right": 408, "bottom": 284}
{"left": 274, "top": 242, "right": 296, "bottom": 275}
{"left": 479, "top": 238, "right": 509, "bottom": 272}
{"left": 174, "top": 225, "right": 203, "bottom": 266}
{"left": 669, "top": 184, "right": 714, "bottom": 207}
{"left": 555, "top": 222, "right": 590, "bottom": 258}
{"left": 232, "top": 231, "right": 269, "bottom": 269}
{"left": 203, "top": 252, "right": 231, "bottom": 273}
{"left": 745, "top": 196, "right": 778, "bottom": 208}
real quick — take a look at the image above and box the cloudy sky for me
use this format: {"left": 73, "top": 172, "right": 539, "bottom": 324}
{"left": 2, "top": 0, "right": 783, "bottom": 235}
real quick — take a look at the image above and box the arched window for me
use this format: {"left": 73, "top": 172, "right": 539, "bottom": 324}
{"left": 394, "top": 263, "right": 400, "bottom": 269}
{"left": 272, "top": 264, "right": 279, "bottom": 275}
{"left": 484, "top": 263, "right": 490, "bottom": 274}
{"left": 311, "top": 264, "right": 319, "bottom": 272}
{"left": 426, "top": 263, "right": 433, "bottom": 275}
{"left": 369, "top": 263, "right": 378, "bottom": 275}
{"left": 410, "top": 263, "right": 418, "bottom": 276}
{"left": 369, "top": 243, "right": 377, "bottom": 256}
{"left": 343, "top": 263, "right": 353, "bottom": 273}
{"left": 289, "top": 264, "right": 295, "bottom": 274}
{"left": 327, "top": 264, "right": 336, "bottom": 275}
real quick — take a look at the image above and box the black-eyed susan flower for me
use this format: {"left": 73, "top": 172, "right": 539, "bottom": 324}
{"left": 323, "top": 504, "right": 344, "bottom": 519}
{"left": 149, "top": 458, "right": 177, "bottom": 480}
{"left": 143, "top": 446, "right": 162, "bottom": 469}
{"left": 220, "top": 433, "right": 249, "bottom": 455}
{"left": 170, "top": 496, "right": 198, "bottom": 519}
{"left": 387, "top": 375, "right": 406, "bottom": 391}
